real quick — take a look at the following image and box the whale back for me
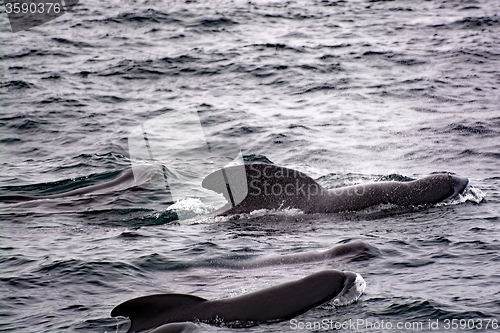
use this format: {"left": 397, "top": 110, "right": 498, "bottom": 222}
{"left": 202, "top": 163, "right": 325, "bottom": 214}
{"left": 111, "top": 294, "right": 207, "bottom": 333}
{"left": 211, "top": 270, "right": 350, "bottom": 325}
{"left": 111, "top": 270, "right": 364, "bottom": 332}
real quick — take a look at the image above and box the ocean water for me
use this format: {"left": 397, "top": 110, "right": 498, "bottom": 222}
{"left": 1, "top": 0, "right": 499, "bottom": 332}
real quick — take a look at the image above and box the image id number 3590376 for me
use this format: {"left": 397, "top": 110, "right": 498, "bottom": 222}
{"left": 5, "top": 2, "right": 61, "bottom": 14}
{"left": 442, "top": 318, "right": 498, "bottom": 330}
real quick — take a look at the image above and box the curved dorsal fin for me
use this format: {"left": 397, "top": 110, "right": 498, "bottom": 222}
{"left": 111, "top": 294, "right": 207, "bottom": 333}
{"left": 202, "top": 163, "right": 324, "bottom": 214}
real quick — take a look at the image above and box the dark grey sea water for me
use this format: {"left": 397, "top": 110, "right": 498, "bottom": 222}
{"left": 1, "top": 0, "right": 499, "bottom": 332}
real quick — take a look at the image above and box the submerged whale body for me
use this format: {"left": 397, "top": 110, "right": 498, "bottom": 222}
{"left": 0, "top": 169, "right": 137, "bottom": 203}
{"left": 240, "top": 240, "right": 374, "bottom": 269}
{"left": 202, "top": 163, "right": 469, "bottom": 215}
{"left": 111, "top": 270, "right": 365, "bottom": 333}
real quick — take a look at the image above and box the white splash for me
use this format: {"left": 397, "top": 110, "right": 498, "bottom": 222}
{"left": 437, "top": 184, "right": 485, "bottom": 207}
{"left": 333, "top": 273, "right": 366, "bottom": 306}
{"left": 167, "top": 198, "right": 216, "bottom": 220}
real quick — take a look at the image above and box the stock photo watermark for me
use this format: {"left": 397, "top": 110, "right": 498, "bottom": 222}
{"left": 128, "top": 109, "right": 247, "bottom": 220}
{"left": 290, "top": 318, "right": 499, "bottom": 331}
{"left": 4, "top": 0, "right": 78, "bottom": 32}
{"left": 247, "top": 163, "right": 366, "bottom": 200}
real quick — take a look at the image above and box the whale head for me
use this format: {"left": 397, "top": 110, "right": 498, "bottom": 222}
{"left": 397, "top": 173, "right": 469, "bottom": 207}
{"left": 449, "top": 174, "right": 469, "bottom": 199}
{"left": 423, "top": 173, "right": 469, "bottom": 203}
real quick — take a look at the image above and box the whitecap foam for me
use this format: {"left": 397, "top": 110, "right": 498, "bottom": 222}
{"left": 167, "top": 198, "right": 216, "bottom": 220}
{"left": 248, "top": 207, "right": 304, "bottom": 217}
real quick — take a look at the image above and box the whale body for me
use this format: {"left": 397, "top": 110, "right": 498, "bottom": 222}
{"left": 239, "top": 240, "right": 374, "bottom": 269}
{"left": 202, "top": 163, "right": 469, "bottom": 215}
{"left": 1, "top": 164, "right": 469, "bottom": 215}
{"left": 0, "top": 169, "right": 137, "bottom": 203}
{"left": 111, "top": 270, "right": 365, "bottom": 333}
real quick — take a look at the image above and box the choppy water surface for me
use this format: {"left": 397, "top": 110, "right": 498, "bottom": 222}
{"left": 1, "top": 0, "right": 499, "bottom": 332}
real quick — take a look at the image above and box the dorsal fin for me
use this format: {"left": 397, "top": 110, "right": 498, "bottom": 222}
{"left": 202, "top": 163, "right": 325, "bottom": 214}
{"left": 201, "top": 164, "right": 248, "bottom": 208}
{"left": 111, "top": 294, "right": 207, "bottom": 333}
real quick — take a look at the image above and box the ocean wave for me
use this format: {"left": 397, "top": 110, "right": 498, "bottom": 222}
{"left": 51, "top": 37, "right": 94, "bottom": 48}
{"left": 0, "top": 80, "right": 37, "bottom": 90}
{"left": 449, "top": 123, "right": 497, "bottom": 137}
{"left": 454, "top": 16, "right": 500, "bottom": 29}
{"left": 79, "top": 208, "right": 178, "bottom": 227}
{"left": 90, "top": 9, "right": 180, "bottom": 25}
{"left": 0, "top": 49, "right": 74, "bottom": 59}
{"left": 191, "top": 17, "right": 238, "bottom": 27}
{"left": 380, "top": 299, "right": 489, "bottom": 320}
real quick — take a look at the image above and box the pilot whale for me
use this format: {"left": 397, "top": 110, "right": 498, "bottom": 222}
{"left": 111, "top": 269, "right": 365, "bottom": 333}
{"left": 239, "top": 240, "right": 374, "bottom": 269}
{"left": 1, "top": 164, "right": 469, "bottom": 215}
{"left": 0, "top": 169, "right": 137, "bottom": 203}
{"left": 202, "top": 163, "right": 469, "bottom": 215}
